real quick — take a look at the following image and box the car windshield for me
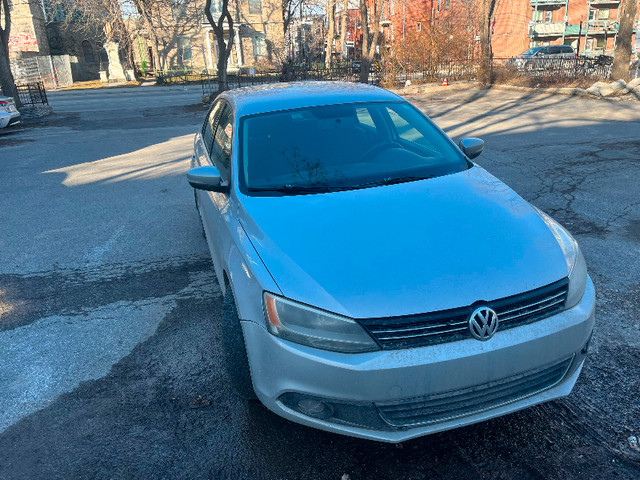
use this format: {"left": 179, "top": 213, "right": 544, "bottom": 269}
{"left": 239, "top": 101, "right": 469, "bottom": 195}
{"left": 520, "top": 48, "right": 541, "bottom": 56}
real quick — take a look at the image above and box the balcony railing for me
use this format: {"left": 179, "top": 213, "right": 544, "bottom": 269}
{"left": 586, "top": 20, "right": 620, "bottom": 34}
{"left": 529, "top": 0, "right": 567, "bottom": 5}
{"left": 528, "top": 22, "right": 566, "bottom": 37}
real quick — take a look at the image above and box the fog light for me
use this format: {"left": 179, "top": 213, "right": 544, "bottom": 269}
{"left": 278, "top": 392, "right": 392, "bottom": 430}
{"left": 297, "top": 399, "right": 333, "bottom": 419}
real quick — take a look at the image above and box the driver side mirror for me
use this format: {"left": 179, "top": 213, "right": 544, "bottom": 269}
{"left": 187, "top": 166, "right": 228, "bottom": 192}
{"left": 459, "top": 138, "right": 484, "bottom": 159}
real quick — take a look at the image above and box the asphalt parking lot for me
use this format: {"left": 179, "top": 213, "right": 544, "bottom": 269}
{"left": 0, "top": 84, "right": 639, "bottom": 479}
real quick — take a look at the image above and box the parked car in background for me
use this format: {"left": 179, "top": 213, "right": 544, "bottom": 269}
{"left": 0, "top": 96, "right": 20, "bottom": 129}
{"left": 508, "top": 45, "right": 576, "bottom": 71}
{"left": 187, "top": 82, "right": 595, "bottom": 443}
{"left": 352, "top": 60, "right": 381, "bottom": 74}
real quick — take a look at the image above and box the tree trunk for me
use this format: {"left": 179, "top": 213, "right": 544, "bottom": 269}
{"left": 611, "top": 0, "right": 638, "bottom": 81}
{"left": 216, "top": 34, "right": 230, "bottom": 91}
{"left": 338, "top": 0, "right": 349, "bottom": 59}
{"left": 477, "top": 0, "right": 496, "bottom": 85}
{"left": 0, "top": 0, "right": 21, "bottom": 107}
{"left": 325, "top": 0, "right": 336, "bottom": 67}
{"left": 205, "top": 0, "right": 234, "bottom": 93}
{"left": 0, "top": 45, "right": 21, "bottom": 107}
{"left": 359, "top": 0, "right": 383, "bottom": 83}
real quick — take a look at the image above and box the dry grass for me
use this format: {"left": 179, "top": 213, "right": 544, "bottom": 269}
{"left": 489, "top": 66, "right": 602, "bottom": 89}
{"left": 59, "top": 80, "right": 141, "bottom": 91}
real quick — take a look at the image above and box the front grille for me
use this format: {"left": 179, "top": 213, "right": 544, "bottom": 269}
{"left": 358, "top": 278, "right": 569, "bottom": 349}
{"left": 376, "top": 356, "right": 574, "bottom": 428}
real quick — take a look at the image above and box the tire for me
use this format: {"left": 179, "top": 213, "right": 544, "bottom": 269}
{"left": 220, "top": 291, "right": 257, "bottom": 400}
{"left": 194, "top": 191, "right": 206, "bottom": 239}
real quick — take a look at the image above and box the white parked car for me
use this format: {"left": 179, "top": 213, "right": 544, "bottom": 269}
{"left": 0, "top": 96, "right": 21, "bottom": 128}
{"left": 187, "top": 82, "right": 595, "bottom": 442}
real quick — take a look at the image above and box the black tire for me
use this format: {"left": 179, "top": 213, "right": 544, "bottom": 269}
{"left": 220, "top": 291, "right": 257, "bottom": 400}
{"left": 194, "top": 191, "right": 206, "bottom": 239}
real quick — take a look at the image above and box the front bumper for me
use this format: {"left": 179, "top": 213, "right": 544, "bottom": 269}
{"left": 242, "top": 277, "right": 595, "bottom": 442}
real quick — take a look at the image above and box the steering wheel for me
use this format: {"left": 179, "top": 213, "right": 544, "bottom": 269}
{"left": 359, "top": 142, "right": 398, "bottom": 162}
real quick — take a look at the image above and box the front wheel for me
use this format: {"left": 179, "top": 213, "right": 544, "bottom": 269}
{"left": 220, "top": 291, "right": 257, "bottom": 400}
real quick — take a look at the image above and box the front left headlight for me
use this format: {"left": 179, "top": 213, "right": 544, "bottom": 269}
{"left": 536, "top": 208, "right": 588, "bottom": 309}
{"left": 263, "top": 292, "right": 380, "bottom": 353}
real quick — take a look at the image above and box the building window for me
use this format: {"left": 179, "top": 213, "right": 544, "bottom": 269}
{"left": 532, "top": 10, "right": 543, "bottom": 22}
{"left": 445, "top": 0, "right": 450, "bottom": 9}
{"left": 588, "top": 9, "right": 597, "bottom": 21}
{"left": 596, "top": 37, "right": 605, "bottom": 50}
{"left": 210, "top": 0, "right": 222, "bottom": 14}
{"left": 585, "top": 38, "right": 594, "bottom": 51}
{"left": 177, "top": 36, "right": 192, "bottom": 65}
{"left": 96, "top": 42, "right": 109, "bottom": 63}
{"left": 248, "top": 0, "right": 262, "bottom": 14}
{"left": 437, "top": 0, "right": 440, "bottom": 12}
{"left": 252, "top": 34, "right": 266, "bottom": 56}
{"left": 416, "top": 22, "right": 422, "bottom": 32}
{"left": 171, "top": 0, "right": 187, "bottom": 18}
{"left": 82, "top": 40, "right": 94, "bottom": 62}
{"left": 544, "top": 10, "right": 552, "bottom": 23}
{"left": 53, "top": 4, "right": 66, "bottom": 22}
{"left": 598, "top": 8, "right": 609, "bottom": 21}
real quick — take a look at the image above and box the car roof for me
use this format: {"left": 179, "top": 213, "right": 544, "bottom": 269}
{"left": 219, "top": 81, "right": 403, "bottom": 117}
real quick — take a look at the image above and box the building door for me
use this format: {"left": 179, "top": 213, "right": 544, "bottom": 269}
{"left": 147, "top": 47, "right": 155, "bottom": 71}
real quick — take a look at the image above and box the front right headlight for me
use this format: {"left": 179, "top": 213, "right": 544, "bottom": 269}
{"left": 263, "top": 292, "right": 380, "bottom": 353}
{"left": 535, "top": 207, "right": 588, "bottom": 309}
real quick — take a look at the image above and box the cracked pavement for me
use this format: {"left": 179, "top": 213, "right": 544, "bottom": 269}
{"left": 0, "top": 85, "right": 639, "bottom": 479}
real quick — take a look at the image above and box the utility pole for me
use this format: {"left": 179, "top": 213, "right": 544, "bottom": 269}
{"left": 576, "top": 20, "right": 583, "bottom": 55}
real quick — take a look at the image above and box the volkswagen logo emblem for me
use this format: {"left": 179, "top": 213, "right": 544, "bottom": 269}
{"left": 468, "top": 307, "right": 499, "bottom": 341}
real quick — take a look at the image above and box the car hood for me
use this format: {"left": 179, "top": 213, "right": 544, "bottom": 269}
{"left": 238, "top": 167, "right": 569, "bottom": 318}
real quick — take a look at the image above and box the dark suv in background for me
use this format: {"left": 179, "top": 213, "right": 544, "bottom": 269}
{"left": 509, "top": 45, "right": 576, "bottom": 71}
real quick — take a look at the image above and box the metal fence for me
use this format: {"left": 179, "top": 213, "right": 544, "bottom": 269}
{"left": 492, "top": 56, "right": 613, "bottom": 79}
{"left": 15, "top": 82, "right": 49, "bottom": 106}
{"left": 383, "top": 60, "right": 480, "bottom": 86}
{"left": 199, "top": 66, "right": 380, "bottom": 96}
{"left": 154, "top": 65, "right": 381, "bottom": 96}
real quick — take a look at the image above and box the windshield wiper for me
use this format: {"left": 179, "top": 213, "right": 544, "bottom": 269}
{"left": 355, "top": 175, "right": 434, "bottom": 188}
{"left": 247, "top": 185, "right": 351, "bottom": 195}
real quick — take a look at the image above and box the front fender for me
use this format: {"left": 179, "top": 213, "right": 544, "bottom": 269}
{"left": 225, "top": 220, "right": 282, "bottom": 324}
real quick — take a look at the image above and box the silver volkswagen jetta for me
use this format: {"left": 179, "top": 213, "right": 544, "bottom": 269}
{"left": 187, "top": 82, "right": 594, "bottom": 442}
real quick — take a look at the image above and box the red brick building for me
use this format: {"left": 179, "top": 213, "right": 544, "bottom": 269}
{"left": 492, "top": 0, "right": 640, "bottom": 58}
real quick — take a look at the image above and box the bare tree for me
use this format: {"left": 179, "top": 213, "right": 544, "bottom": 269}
{"left": 47, "top": 0, "right": 137, "bottom": 76}
{"left": 130, "top": 0, "right": 164, "bottom": 73}
{"left": 324, "top": 0, "right": 336, "bottom": 65}
{"left": 0, "top": 0, "right": 21, "bottom": 106}
{"left": 282, "top": 0, "right": 304, "bottom": 40}
{"left": 358, "top": 0, "right": 383, "bottom": 83}
{"left": 611, "top": 0, "right": 638, "bottom": 81}
{"left": 204, "top": 0, "right": 233, "bottom": 92}
{"left": 477, "top": 0, "right": 497, "bottom": 84}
